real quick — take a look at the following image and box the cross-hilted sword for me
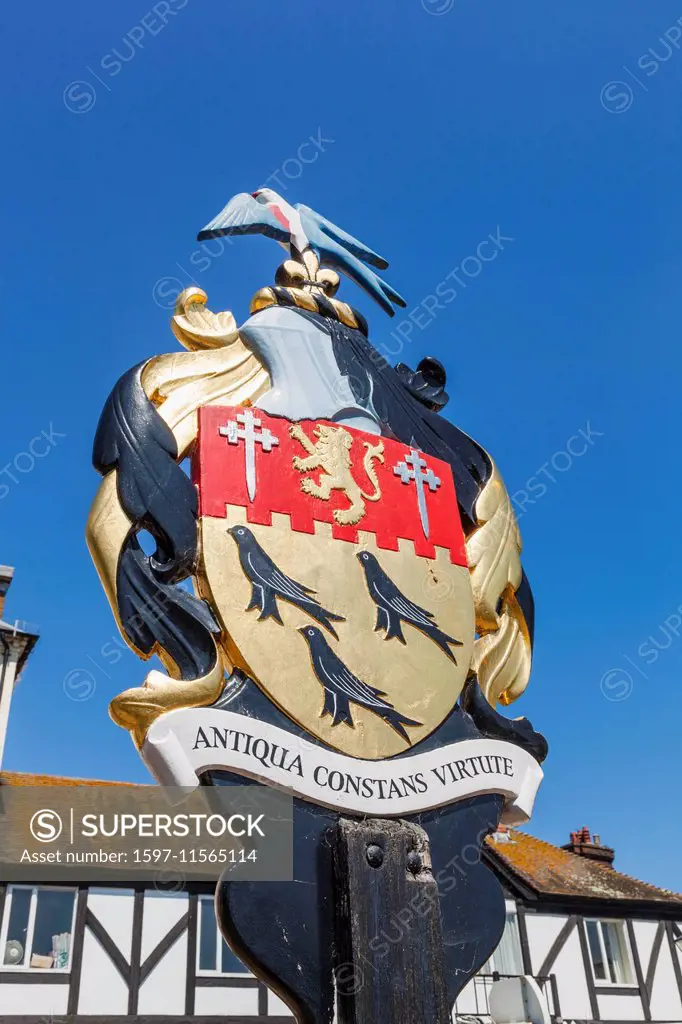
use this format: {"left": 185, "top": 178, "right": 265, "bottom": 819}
{"left": 219, "top": 409, "right": 279, "bottom": 501}
{"left": 393, "top": 448, "right": 441, "bottom": 539}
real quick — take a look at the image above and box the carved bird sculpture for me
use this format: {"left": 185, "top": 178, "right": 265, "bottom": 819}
{"left": 198, "top": 189, "right": 406, "bottom": 317}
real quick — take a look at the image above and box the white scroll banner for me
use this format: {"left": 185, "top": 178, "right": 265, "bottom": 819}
{"left": 142, "top": 708, "right": 543, "bottom": 826}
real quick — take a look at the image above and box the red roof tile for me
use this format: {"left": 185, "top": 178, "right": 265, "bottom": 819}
{"left": 487, "top": 830, "right": 682, "bottom": 906}
{"left": 0, "top": 770, "right": 148, "bottom": 788}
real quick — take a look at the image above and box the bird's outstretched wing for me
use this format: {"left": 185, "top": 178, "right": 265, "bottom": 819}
{"left": 296, "top": 205, "right": 388, "bottom": 269}
{"left": 324, "top": 247, "right": 407, "bottom": 318}
{"left": 297, "top": 205, "right": 407, "bottom": 317}
{"left": 197, "top": 193, "right": 291, "bottom": 244}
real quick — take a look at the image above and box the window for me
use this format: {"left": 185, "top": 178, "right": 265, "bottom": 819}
{"left": 196, "top": 895, "right": 250, "bottom": 976}
{"left": 0, "top": 886, "right": 77, "bottom": 971}
{"left": 585, "top": 919, "right": 634, "bottom": 985}
{"left": 481, "top": 911, "right": 524, "bottom": 976}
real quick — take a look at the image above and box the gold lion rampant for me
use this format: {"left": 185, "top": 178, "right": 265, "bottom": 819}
{"left": 290, "top": 423, "right": 385, "bottom": 526}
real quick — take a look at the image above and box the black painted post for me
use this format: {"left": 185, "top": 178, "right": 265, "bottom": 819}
{"left": 333, "top": 817, "right": 450, "bottom": 1024}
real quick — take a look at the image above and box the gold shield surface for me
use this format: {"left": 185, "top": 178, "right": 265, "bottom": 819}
{"left": 198, "top": 506, "right": 474, "bottom": 760}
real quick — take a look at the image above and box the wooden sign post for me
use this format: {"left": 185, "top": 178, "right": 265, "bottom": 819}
{"left": 334, "top": 818, "right": 450, "bottom": 1024}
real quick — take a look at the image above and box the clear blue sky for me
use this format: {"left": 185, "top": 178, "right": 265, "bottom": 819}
{"left": 2, "top": 0, "right": 681, "bottom": 890}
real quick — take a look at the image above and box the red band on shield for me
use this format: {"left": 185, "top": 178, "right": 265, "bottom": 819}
{"left": 194, "top": 406, "right": 467, "bottom": 566}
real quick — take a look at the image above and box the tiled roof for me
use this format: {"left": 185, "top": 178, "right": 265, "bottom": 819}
{"left": 487, "top": 830, "right": 682, "bottom": 906}
{"left": 0, "top": 770, "right": 147, "bottom": 788}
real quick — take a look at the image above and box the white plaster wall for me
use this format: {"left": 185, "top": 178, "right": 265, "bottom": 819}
{"left": 673, "top": 922, "right": 682, "bottom": 1000}
{"left": 268, "top": 987, "right": 295, "bottom": 1016}
{"left": 0, "top": 653, "right": 19, "bottom": 771}
{"left": 454, "top": 978, "right": 478, "bottom": 1015}
{"left": 140, "top": 890, "right": 188, "bottom": 961}
{"left": 649, "top": 939, "right": 682, "bottom": 1022}
{"left": 78, "top": 928, "right": 129, "bottom": 1013}
{"left": 633, "top": 919, "right": 660, "bottom": 973}
{"left": 598, "top": 991, "right": 644, "bottom": 1021}
{"left": 524, "top": 912, "right": 567, "bottom": 974}
{"left": 551, "top": 926, "right": 592, "bottom": 1021}
{"left": 0, "top": 981, "right": 68, "bottom": 1015}
{"left": 195, "top": 984, "right": 259, "bottom": 1015}
{"left": 137, "top": 929, "right": 188, "bottom": 1015}
{"left": 87, "top": 888, "right": 135, "bottom": 962}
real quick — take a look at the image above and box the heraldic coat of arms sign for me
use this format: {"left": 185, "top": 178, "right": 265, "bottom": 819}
{"left": 196, "top": 403, "right": 473, "bottom": 761}
{"left": 87, "top": 188, "right": 547, "bottom": 1023}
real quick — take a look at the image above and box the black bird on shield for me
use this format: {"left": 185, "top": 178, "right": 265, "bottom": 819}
{"left": 356, "top": 550, "right": 462, "bottom": 662}
{"left": 298, "top": 625, "right": 421, "bottom": 742}
{"left": 228, "top": 526, "right": 345, "bottom": 638}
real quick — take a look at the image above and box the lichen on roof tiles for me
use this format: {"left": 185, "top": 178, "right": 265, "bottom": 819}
{"left": 486, "top": 830, "right": 682, "bottom": 905}
{"left": 0, "top": 770, "right": 148, "bottom": 788}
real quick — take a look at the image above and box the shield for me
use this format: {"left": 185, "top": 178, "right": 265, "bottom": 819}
{"left": 194, "top": 405, "right": 475, "bottom": 759}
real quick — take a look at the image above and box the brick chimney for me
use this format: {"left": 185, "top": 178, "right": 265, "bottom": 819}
{"left": 0, "top": 566, "right": 14, "bottom": 619}
{"left": 562, "top": 826, "right": 615, "bottom": 866}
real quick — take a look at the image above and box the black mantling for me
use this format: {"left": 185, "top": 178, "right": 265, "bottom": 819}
{"left": 92, "top": 363, "right": 218, "bottom": 678}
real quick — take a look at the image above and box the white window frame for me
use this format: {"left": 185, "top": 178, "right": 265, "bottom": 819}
{"left": 0, "top": 885, "right": 78, "bottom": 973}
{"left": 585, "top": 918, "right": 637, "bottom": 987}
{"left": 195, "top": 894, "right": 251, "bottom": 978}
